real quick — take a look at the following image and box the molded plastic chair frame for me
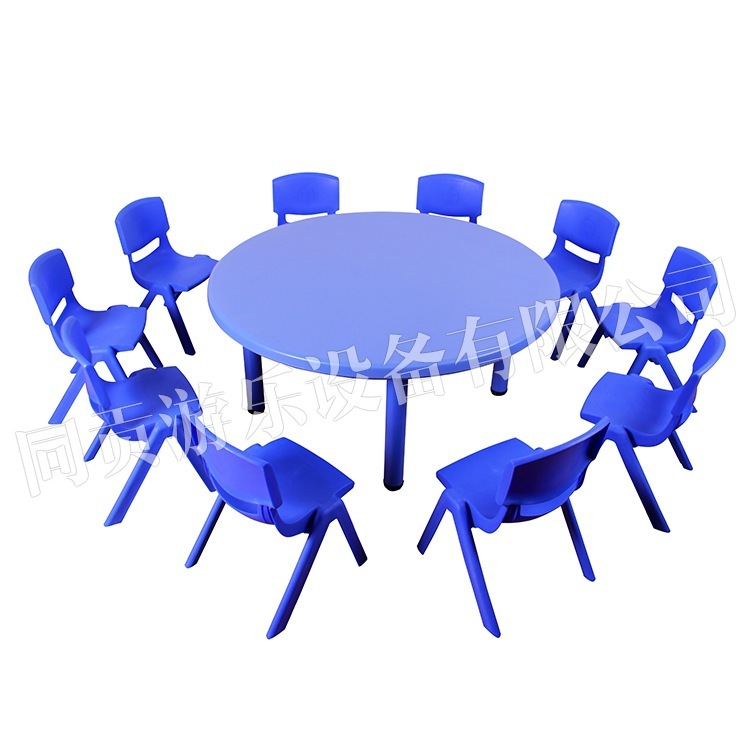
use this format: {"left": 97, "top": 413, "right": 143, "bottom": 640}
{"left": 578, "top": 247, "right": 718, "bottom": 388}
{"left": 580, "top": 329, "right": 725, "bottom": 533}
{"left": 417, "top": 173, "right": 484, "bottom": 224}
{"left": 115, "top": 197, "right": 217, "bottom": 356}
{"left": 272, "top": 172, "right": 340, "bottom": 226}
{"left": 185, "top": 421, "right": 367, "bottom": 638}
{"left": 545, "top": 200, "right": 620, "bottom": 360}
{"left": 59, "top": 317, "right": 212, "bottom": 526}
{"left": 29, "top": 248, "right": 162, "bottom": 424}
{"left": 418, "top": 419, "right": 609, "bottom": 637}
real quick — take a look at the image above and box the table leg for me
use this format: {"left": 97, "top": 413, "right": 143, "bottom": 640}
{"left": 243, "top": 348, "right": 265, "bottom": 413}
{"left": 384, "top": 377, "right": 408, "bottom": 491}
{"left": 490, "top": 356, "right": 510, "bottom": 396}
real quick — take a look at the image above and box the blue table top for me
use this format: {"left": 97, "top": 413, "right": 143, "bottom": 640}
{"left": 209, "top": 212, "right": 560, "bottom": 378}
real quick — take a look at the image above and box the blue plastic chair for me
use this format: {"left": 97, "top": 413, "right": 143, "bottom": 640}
{"left": 115, "top": 197, "right": 217, "bottom": 356}
{"left": 546, "top": 200, "right": 620, "bottom": 360}
{"left": 272, "top": 172, "right": 340, "bottom": 226}
{"left": 185, "top": 422, "right": 367, "bottom": 638}
{"left": 578, "top": 247, "right": 718, "bottom": 387}
{"left": 29, "top": 249, "right": 163, "bottom": 424}
{"left": 416, "top": 174, "right": 484, "bottom": 223}
{"left": 59, "top": 317, "right": 212, "bottom": 526}
{"left": 418, "top": 419, "right": 609, "bottom": 637}
{"left": 580, "top": 329, "right": 725, "bottom": 533}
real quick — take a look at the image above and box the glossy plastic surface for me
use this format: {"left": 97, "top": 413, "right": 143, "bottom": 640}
{"left": 59, "top": 317, "right": 210, "bottom": 526}
{"left": 272, "top": 172, "right": 340, "bottom": 226}
{"left": 545, "top": 200, "right": 620, "bottom": 359}
{"left": 416, "top": 173, "right": 484, "bottom": 223}
{"left": 185, "top": 423, "right": 366, "bottom": 638}
{"left": 29, "top": 249, "right": 162, "bottom": 424}
{"left": 578, "top": 247, "right": 718, "bottom": 387}
{"left": 580, "top": 329, "right": 725, "bottom": 532}
{"left": 115, "top": 197, "right": 217, "bottom": 355}
{"left": 209, "top": 213, "right": 560, "bottom": 377}
{"left": 417, "top": 419, "right": 609, "bottom": 637}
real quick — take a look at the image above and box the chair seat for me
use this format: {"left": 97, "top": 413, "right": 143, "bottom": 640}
{"left": 132, "top": 251, "right": 217, "bottom": 293}
{"left": 100, "top": 366, "right": 200, "bottom": 438}
{"left": 599, "top": 301, "right": 694, "bottom": 354}
{"left": 581, "top": 372, "right": 681, "bottom": 446}
{"left": 437, "top": 437, "right": 537, "bottom": 522}
{"left": 546, "top": 252, "right": 603, "bottom": 298}
{"left": 242, "top": 438, "right": 354, "bottom": 532}
{"left": 68, "top": 304, "right": 147, "bottom": 356}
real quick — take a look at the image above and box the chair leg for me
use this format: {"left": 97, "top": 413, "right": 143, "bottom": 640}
{"left": 104, "top": 350, "right": 127, "bottom": 380}
{"left": 104, "top": 426, "right": 167, "bottom": 527}
{"left": 453, "top": 504, "right": 501, "bottom": 637}
{"left": 582, "top": 291, "right": 603, "bottom": 325}
{"left": 139, "top": 334, "right": 163, "bottom": 368}
{"left": 577, "top": 323, "right": 604, "bottom": 369}
{"left": 267, "top": 520, "right": 329, "bottom": 639}
{"left": 336, "top": 507, "right": 367, "bottom": 566}
{"left": 658, "top": 355, "right": 683, "bottom": 389}
{"left": 626, "top": 348, "right": 650, "bottom": 376}
{"left": 417, "top": 496, "right": 448, "bottom": 554}
{"left": 561, "top": 500, "right": 595, "bottom": 581}
{"left": 668, "top": 431, "right": 693, "bottom": 471}
{"left": 613, "top": 436, "right": 670, "bottom": 533}
{"left": 49, "top": 369, "right": 85, "bottom": 424}
{"left": 185, "top": 496, "right": 226, "bottom": 568}
{"left": 140, "top": 290, "right": 158, "bottom": 309}
{"left": 84, "top": 424, "right": 110, "bottom": 462}
{"left": 551, "top": 295, "right": 578, "bottom": 361}
{"left": 163, "top": 291, "right": 196, "bottom": 356}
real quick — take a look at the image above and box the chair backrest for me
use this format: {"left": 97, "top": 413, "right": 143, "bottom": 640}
{"left": 671, "top": 328, "right": 726, "bottom": 425}
{"left": 115, "top": 197, "right": 171, "bottom": 255}
{"left": 29, "top": 249, "right": 75, "bottom": 324}
{"left": 195, "top": 422, "right": 283, "bottom": 523}
{"left": 416, "top": 173, "right": 484, "bottom": 223}
{"left": 551, "top": 199, "right": 620, "bottom": 258}
{"left": 59, "top": 317, "right": 110, "bottom": 412}
{"left": 272, "top": 172, "right": 340, "bottom": 226}
{"left": 29, "top": 248, "right": 86, "bottom": 357}
{"left": 498, "top": 420, "right": 609, "bottom": 511}
{"left": 660, "top": 246, "right": 718, "bottom": 321}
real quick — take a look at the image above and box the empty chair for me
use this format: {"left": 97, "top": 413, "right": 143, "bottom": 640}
{"left": 417, "top": 419, "right": 609, "bottom": 637}
{"left": 115, "top": 197, "right": 217, "bottom": 356}
{"left": 29, "top": 248, "right": 163, "bottom": 424}
{"left": 580, "top": 329, "right": 725, "bottom": 533}
{"left": 272, "top": 172, "right": 340, "bottom": 226}
{"left": 546, "top": 200, "right": 620, "bottom": 360}
{"left": 59, "top": 316, "right": 212, "bottom": 526}
{"left": 185, "top": 422, "right": 367, "bottom": 638}
{"left": 416, "top": 173, "right": 484, "bottom": 223}
{"left": 578, "top": 246, "right": 718, "bottom": 387}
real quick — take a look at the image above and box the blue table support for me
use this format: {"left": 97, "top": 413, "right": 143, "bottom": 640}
{"left": 243, "top": 348, "right": 265, "bottom": 413}
{"left": 490, "top": 356, "right": 510, "bottom": 396}
{"left": 384, "top": 377, "right": 408, "bottom": 491}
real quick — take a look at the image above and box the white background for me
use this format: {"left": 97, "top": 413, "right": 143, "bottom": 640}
{"left": 2, "top": 1, "right": 748, "bottom": 747}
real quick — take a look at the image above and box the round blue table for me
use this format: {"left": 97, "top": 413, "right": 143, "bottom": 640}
{"left": 209, "top": 212, "right": 560, "bottom": 489}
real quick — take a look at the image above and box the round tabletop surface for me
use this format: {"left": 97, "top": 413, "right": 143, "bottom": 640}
{"left": 209, "top": 212, "right": 560, "bottom": 378}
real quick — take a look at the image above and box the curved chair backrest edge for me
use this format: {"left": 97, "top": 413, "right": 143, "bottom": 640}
{"left": 671, "top": 328, "right": 726, "bottom": 420}
{"left": 115, "top": 197, "right": 170, "bottom": 255}
{"left": 552, "top": 199, "right": 620, "bottom": 258}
